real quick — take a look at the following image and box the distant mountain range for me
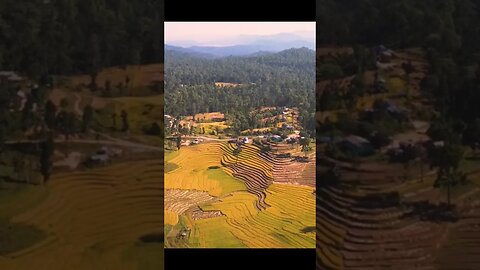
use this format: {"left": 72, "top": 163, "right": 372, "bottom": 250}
{"left": 165, "top": 32, "right": 315, "bottom": 58}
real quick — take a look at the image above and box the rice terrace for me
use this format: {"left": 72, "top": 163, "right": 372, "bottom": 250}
{"left": 0, "top": 61, "right": 164, "bottom": 269}
{"left": 316, "top": 0, "right": 480, "bottom": 268}
{"left": 0, "top": 1, "right": 164, "bottom": 267}
{"left": 164, "top": 22, "right": 316, "bottom": 248}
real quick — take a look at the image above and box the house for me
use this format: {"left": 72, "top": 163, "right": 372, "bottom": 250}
{"left": 269, "top": 135, "right": 283, "bottom": 143}
{"left": 282, "top": 123, "right": 294, "bottom": 130}
{"left": 164, "top": 115, "right": 175, "bottom": 128}
{"left": 242, "top": 137, "right": 249, "bottom": 144}
{"left": 373, "top": 45, "right": 393, "bottom": 63}
{"left": 338, "top": 135, "right": 375, "bottom": 156}
{"left": 382, "top": 101, "right": 409, "bottom": 118}
{"left": 86, "top": 146, "right": 122, "bottom": 166}
{"left": 373, "top": 45, "right": 387, "bottom": 55}
{"left": 90, "top": 153, "right": 110, "bottom": 163}
{"left": 433, "top": 141, "right": 445, "bottom": 147}
{"left": 99, "top": 146, "right": 122, "bottom": 157}
{"left": 0, "top": 71, "right": 23, "bottom": 84}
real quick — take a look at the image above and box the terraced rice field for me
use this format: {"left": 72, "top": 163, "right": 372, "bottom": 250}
{"left": 189, "top": 183, "right": 315, "bottom": 248}
{"left": 317, "top": 47, "right": 480, "bottom": 270}
{"left": 316, "top": 161, "right": 480, "bottom": 270}
{"left": 165, "top": 142, "right": 315, "bottom": 248}
{"left": 0, "top": 159, "right": 163, "bottom": 270}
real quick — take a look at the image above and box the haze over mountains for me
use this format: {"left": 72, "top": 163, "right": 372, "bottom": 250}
{"left": 165, "top": 32, "right": 315, "bottom": 58}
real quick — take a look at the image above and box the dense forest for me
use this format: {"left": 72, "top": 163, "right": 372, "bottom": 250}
{"left": 0, "top": 0, "right": 163, "bottom": 79}
{"left": 0, "top": 1, "right": 164, "bottom": 182}
{"left": 317, "top": 0, "right": 480, "bottom": 143}
{"left": 164, "top": 48, "right": 316, "bottom": 136}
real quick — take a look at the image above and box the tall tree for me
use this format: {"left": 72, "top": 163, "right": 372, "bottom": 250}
{"left": 44, "top": 100, "right": 57, "bottom": 130}
{"left": 82, "top": 105, "right": 94, "bottom": 132}
{"left": 120, "top": 110, "right": 129, "bottom": 132}
{"left": 39, "top": 135, "right": 54, "bottom": 182}
{"left": 434, "top": 169, "right": 469, "bottom": 206}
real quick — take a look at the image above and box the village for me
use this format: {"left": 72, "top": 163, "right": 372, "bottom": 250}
{"left": 164, "top": 106, "right": 313, "bottom": 151}
{"left": 317, "top": 43, "right": 480, "bottom": 269}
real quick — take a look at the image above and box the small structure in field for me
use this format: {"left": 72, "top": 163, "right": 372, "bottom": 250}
{"left": 338, "top": 135, "right": 374, "bottom": 156}
{"left": 0, "top": 71, "right": 24, "bottom": 84}
{"left": 84, "top": 146, "right": 122, "bottom": 167}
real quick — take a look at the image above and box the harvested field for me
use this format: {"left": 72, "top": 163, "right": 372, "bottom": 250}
{"left": 191, "top": 183, "right": 315, "bottom": 248}
{"left": 165, "top": 143, "right": 246, "bottom": 197}
{"left": 165, "top": 141, "right": 315, "bottom": 248}
{"left": 0, "top": 159, "right": 163, "bottom": 270}
{"left": 164, "top": 189, "right": 215, "bottom": 216}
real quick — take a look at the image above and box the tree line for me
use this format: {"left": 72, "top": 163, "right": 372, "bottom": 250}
{"left": 0, "top": 0, "right": 163, "bottom": 80}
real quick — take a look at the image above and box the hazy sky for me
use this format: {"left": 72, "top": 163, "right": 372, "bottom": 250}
{"left": 165, "top": 22, "right": 315, "bottom": 46}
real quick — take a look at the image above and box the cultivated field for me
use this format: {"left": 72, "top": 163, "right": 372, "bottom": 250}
{"left": 316, "top": 47, "right": 480, "bottom": 269}
{"left": 165, "top": 142, "right": 315, "bottom": 248}
{"left": 0, "top": 159, "right": 163, "bottom": 270}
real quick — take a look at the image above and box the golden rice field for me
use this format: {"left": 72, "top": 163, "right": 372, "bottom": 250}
{"left": 188, "top": 184, "right": 315, "bottom": 248}
{"left": 165, "top": 142, "right": 315, "bottom": 248}
{"left": 0, "top": 159, "right": 163, "bottom": 270}
{"left": 164, "top": 143, "right": 246, "bottom": 197}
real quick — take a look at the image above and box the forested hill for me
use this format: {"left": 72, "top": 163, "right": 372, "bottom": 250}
{"left": 165, "top": 47, "right": 315, "bottom": 85}
{"left": 317, "top": 0, "right": 480, "bottom": 126}
{"left": 0, "top": 0, "right": 163, "bottom": 79}
{"left": 164, "top": 47, "right": 316, "bottom": 136}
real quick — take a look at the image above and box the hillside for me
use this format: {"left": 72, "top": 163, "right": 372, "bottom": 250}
{"left": 165, "top": 47, "right": 315, "bottom": 84}
{"left": 317, "top": 1, "right": 480, "bottom": 269}
{"left": 165, "top": 47, "right": 316, "bottom": 136}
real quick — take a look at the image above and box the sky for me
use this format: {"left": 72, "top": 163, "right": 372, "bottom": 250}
{"left": 165, "top": 22, "right": 315, "bottom": 46}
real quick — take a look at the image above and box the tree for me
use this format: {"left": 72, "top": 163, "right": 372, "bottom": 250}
{"left": 399, "top": 143, "right": 421, "bottom": 181}
{"left": 176, "top": 136, "right": 182, "bottom": 150}
{"left": 120, "top": 110, "right": 129, "bottom": 132}
{"left": 39, "top": 136, "right": 54, "bottom": 182}
{"left": 233, "top": 143, "right": 242, "bottom": 164}
{"left": 44, "top": 100, "right": 57, "bottom": 130}
{"left": 463, "top": 119, "right": 480, "bottom": 151}
{"left": 145, "top": 122, "right": 161, "bottom": 136}
{"left": 428, "top": 144, "right": 464, "bottom": 174}
{"left": 434, "top": 169, "right": 468, "bottom": 206}
{"left": 56, "top": 110, "right": 68, "bottom": 138}
{"left": 111, "top": 113, "right": 117, "bottom": 131}
{"left": 429, "top": 143, "right": 466, "bottom": 205}
{"left": 65, "top": 112, "right": 78, "bottom": 140}
{"left": 82, "top": 105, "right": 94, "bottom": 132}
{"left": 21, "top": 95, "right": 34, "bottom": 131}
{"left": 299, "top": 137, "right": 310, "bottom": 157}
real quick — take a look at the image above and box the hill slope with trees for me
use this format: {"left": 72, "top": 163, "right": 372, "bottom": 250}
{"left": 164, "top": 47, "right": 316, "bottom": 135}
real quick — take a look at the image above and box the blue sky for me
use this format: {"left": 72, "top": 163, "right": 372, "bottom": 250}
{"left": 165, "top": 22, "right": 315, "bottom": 46}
